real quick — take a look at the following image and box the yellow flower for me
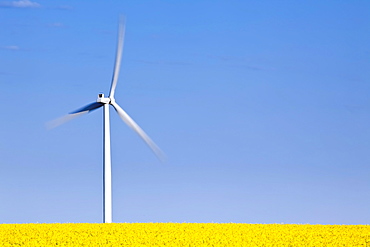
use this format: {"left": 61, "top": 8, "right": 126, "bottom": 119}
{"left": 0, "top": 223, "right": 369, "bottom": 246}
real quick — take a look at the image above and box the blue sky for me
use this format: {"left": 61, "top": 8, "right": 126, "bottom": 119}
{"left": 0, "top": 0, "right": 369, "bottom": 224}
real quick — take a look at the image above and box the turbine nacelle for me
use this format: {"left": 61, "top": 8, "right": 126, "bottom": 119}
{"left": 97, "top": 93, "right": 111, "bottom": 104}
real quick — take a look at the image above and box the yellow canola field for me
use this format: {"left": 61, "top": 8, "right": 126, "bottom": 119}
{"left": 0, "top": 223, "right": 369, "bottom": 246}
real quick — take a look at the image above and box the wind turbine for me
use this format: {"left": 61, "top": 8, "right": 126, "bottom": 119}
{"left": 48, "top": 19, "right": 164, "bottom": 223}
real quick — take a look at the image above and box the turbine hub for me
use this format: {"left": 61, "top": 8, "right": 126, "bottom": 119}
{"left": 97, "top": 93, "right": 110, "bottom": 104}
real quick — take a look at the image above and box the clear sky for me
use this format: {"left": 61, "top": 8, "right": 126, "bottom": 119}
{"left": 1, "top": 0, "right": 369, "bottom": 224}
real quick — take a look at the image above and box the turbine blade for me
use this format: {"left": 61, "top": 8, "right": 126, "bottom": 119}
{"left": 69, "top": 102, "right": 104, "bottom": 114}
{"left": 46, "top": 102, "right": 103, "bottom": 129}
{"left": 109, "top": 16, "right": 125, "bottom": 98}
{"left": 111, "top": 101, "right": 165, "bottom": 161}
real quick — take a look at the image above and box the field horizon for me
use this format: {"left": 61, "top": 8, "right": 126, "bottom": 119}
{"left": 1, "top": 222, "right": 369, "bottom": 246}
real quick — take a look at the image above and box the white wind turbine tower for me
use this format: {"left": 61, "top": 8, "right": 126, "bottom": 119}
{"left": 48, "top": 19, "right": 164, "bottom": 223}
